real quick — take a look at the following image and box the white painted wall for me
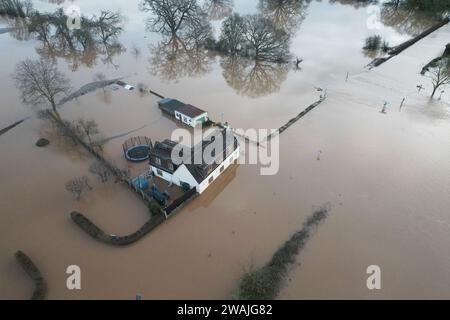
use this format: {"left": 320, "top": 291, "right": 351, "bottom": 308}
{"left": 150, "top": 166, "right": 174, "bottom": 181}
{"left": 198, "top": 147, "right": 240, "bottom": 194}
{"left": 174, "top": 111, "right": 208, "bottom": 128}
{"left": 173, "top": 164, "right": 200, "bottom": 190}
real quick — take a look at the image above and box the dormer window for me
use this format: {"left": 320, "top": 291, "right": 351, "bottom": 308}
{"left": 155, "top": 157, "right": 161, "bottom": 165}
{"left": 168, "top": 162, "right": 174, "bottom": 171}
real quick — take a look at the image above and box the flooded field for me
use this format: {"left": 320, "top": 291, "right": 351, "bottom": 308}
{"left": 0, "top": 0, "right": 449, "bottom": 299}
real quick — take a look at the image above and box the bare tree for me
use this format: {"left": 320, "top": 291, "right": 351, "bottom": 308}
{"left": 0, "top": 0, "right": 33, "bottom": 18}
{"left": 56, "top": 119, "right": 84, "bottom": 145}
{"left": 76, "top": 118, "right": 100, "bottom": 145}
{"left": 203, "top": 0, "right": 233, "bottom": 20}
{"left": 27, "top": 8, "right": 125, "bottom": 71}
{"left": 244, "top": 14, "right": 291, "bottom": 62}
{"left": 13, "top": 58, "right": 71, "bottom": 114}
{"left": 221, "top": 56, "right": 289, "bottom": 97}
{"left": 65, "top": 176, "right": 92, "bottom": 200}
{"left": 258, "top": 0, "right": 309, "bottom": 33}
{"left": 140, "top": 0, "right": 208, "bottom": 40}
{"left": 425, "top": 58, "right": 450, "bottom": 98}
{"left": 218, "top": 13, "right": 246, "bottom": 54}
{"left": 89, "top": 162, "right": 111, "bottom": 183}
{"left": 148, "top": 36, "right": 214, "bottom": 81}
{"left": 94, "top": 10, "right": 124, "bottom": 44}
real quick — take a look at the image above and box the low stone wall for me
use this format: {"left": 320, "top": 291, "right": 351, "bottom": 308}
{"left": 14, "top": 251, "right": 46, "bottom": 300}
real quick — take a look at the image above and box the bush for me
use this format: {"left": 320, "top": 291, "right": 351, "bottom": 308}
{"left": 148, "top": 200, "right": 162, "bottom": 217}
{"left": 363, "top": 35, "right": 382, "bottom": 51}
{"left": 181, "top": 182, "right": 191, "bottom": 192}
{"left": 35, "top": 138, "right": 49, "bottom": 147}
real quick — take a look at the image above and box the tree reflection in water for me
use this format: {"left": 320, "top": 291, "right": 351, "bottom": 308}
{"left": 203, "top": 0, "right": 233, "bottom": 21}
{"left": 258, "top": 0, "right": 310, "bottom": 33}
{"left": 221, "top": 56, "right": 289, "bottom": 98}
{"left": 380, "top": 0, "right": 449, "bottom": 36}
{"left": 27, "top": 8, "right": 125, "bottom": 71}
{"left": 148, "top": 36, "right": 214, "bottom": 82}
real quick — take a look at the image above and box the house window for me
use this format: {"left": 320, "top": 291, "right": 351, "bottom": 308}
{"left": 220, "top": 166, "right": 224, "bottom": 173}
{"left": 168, "top": 163, "right": 174, "bottom": 171}
{"left": 183, "top": 116, "right": 188, "bottom": 122}
{"left": 154, "top": 157, "right": 161, "bottom": 165}
{"left": 157, "top": 169, "right": 163, "bottom": 176}
{"left": 208, "top": 176, "right": 214, "bottom": 184}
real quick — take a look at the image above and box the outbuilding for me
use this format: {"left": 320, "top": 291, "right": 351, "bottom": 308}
{"left": 158, "top": 98, "right": 209, "bottom": 128}
{"left": 174, "top": 104, "right": 208, "bottom": 128}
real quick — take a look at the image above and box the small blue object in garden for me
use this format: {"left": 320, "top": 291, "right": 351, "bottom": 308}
{"left": 132, "top": 175, "right": 149, "bottom": 190}
{"left": 149, "top": 185, "right": 167, "bottom": 206}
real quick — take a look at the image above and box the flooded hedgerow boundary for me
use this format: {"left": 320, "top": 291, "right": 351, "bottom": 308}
{"left": 57, "top": 79, "right": 166, "bottom": 106}
{"left": 45, "top": 111, "right": 198, "bottom": 245}
{"left": 263, "top": 98, "right": 325, "bottom": 142}
{"left": 368, "top": 17, "right": 450, "bottom": 69}
{"left": 234, "top": 204, "right": 331, "bottom": 300}
{"left": 71, "top": 211, "right": 166, "bottom": 246}
{"left": 222, "top": 97, "right": 326, "bottom": 147}
{"left": 58, "top": 79, "right": 122, "bottom": 106}
{"left": 0, "top": 117, "right": 30, "bottom": 136}
{"left": 71, "top": 188, "right": 198, "bottom": 246}
{"left": 14, "top": 251, "right": 46, "bottom": 300}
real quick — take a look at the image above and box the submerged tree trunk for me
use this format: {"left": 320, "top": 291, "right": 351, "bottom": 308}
{"left": 431, "top": 86, "right": 438, "bottom": 98}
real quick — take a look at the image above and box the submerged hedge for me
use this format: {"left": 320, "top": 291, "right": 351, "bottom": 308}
{"left": 234, "top": 205, "right": 331, "bottom": 300}
{"left": 71, "top": 211, "right": 166, "bottom": 246}
{"left": 15, "top": 251, "right": 46, "bottom": 300}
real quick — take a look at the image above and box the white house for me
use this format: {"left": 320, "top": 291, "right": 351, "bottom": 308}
{"left": 148, "top": 129, "right": 239, "bottom": 194}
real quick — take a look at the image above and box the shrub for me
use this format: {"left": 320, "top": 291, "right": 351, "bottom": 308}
{"left": 363, "top": 35, "right": 382, "bottom": 51}
{"left": 35, "top": 138, "right": 49, "bottom": 147}
{"left": 148, "top": 200, "right": 162, "bottom": 217}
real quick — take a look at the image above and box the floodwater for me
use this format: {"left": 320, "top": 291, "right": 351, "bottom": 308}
{"left": 0, "top": 0, "right": 449, "bottom": 299}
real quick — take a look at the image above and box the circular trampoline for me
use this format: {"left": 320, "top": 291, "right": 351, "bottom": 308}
{"left": 123, "top": 136, "right": 152, "bottom": 162}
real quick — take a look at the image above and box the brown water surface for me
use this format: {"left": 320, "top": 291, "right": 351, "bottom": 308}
{"left": 0, "top": 0, "right": 449, "bottom": 299}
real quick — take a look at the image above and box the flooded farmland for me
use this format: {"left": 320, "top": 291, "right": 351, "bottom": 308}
{"left": 0, "top": 0, "right": 449, "bottom": 300}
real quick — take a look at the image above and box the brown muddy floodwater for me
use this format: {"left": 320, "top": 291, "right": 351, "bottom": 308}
{"left": 0, "top": 0, "right": 450, "bottom": 299}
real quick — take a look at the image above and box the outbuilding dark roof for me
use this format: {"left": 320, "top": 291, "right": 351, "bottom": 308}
{"left": 175, "top": 104, "right": 207, "bottom": 118}
{"left": 158, "top": 98, "right": 186, "bottom": 115}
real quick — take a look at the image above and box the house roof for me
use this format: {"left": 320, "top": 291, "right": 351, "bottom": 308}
{"left": 184, "top": 130, "right": 238, "bottom": 183}
{"left": 158, "top": 98, "right": 186, "bottom": 115}
{"left": 148, "top": 139, "right": 180, "bottom": 173}
{"left": 175, "top": 104, "right": 207, "bottom": 118}
{"left": 149, "top": 129, "right": 239, "bottom": 184}
{"left": 150, "top": 139, "right": 178, "bottom": 159}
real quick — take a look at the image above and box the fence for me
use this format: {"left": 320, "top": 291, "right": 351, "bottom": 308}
{"left": 164, "top": 187, "right": 198, "bottom": 217}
